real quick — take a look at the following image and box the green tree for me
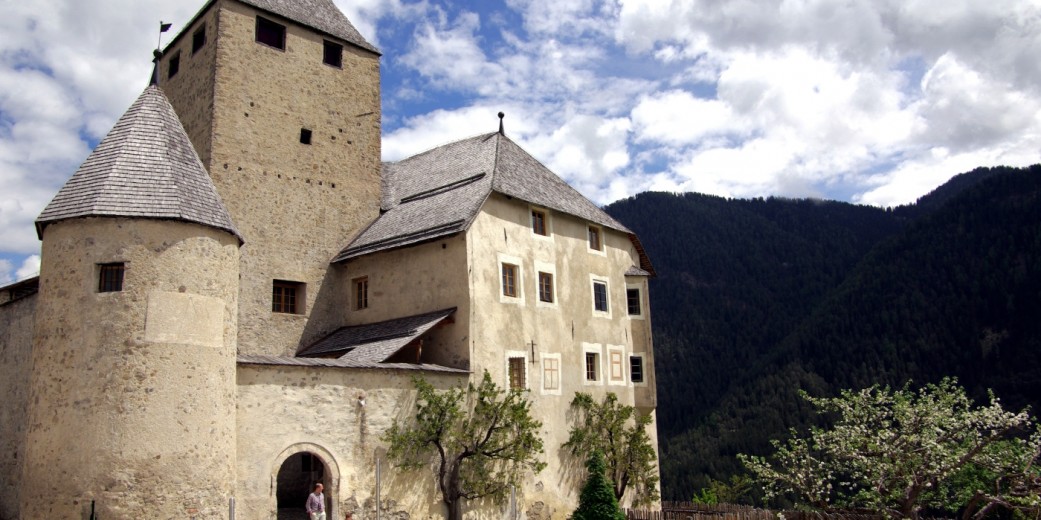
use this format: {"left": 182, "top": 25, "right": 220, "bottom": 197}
{"left": 564, "top": 392, "right": 660, "bottom": 507}
{"left": 571, "top": 451, "right": 626, "bottom": 520}
{"left": 383, "top": 371, "right": 546, "bottom": 520}
{"left": 740, "top": 378, "right": 1041, "bottom": 519}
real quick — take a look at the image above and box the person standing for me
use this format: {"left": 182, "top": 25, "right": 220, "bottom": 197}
{"left": 306, "top": 482, "right": 326, "bottom": 520}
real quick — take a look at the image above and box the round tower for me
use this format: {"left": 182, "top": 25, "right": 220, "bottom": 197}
{"left": 21, "top": 86, "right": 243, "bottom": 519}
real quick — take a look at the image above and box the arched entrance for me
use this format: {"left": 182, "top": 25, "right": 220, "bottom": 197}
{"left": 273, "top": 444, "right": 339, "bottom": 520}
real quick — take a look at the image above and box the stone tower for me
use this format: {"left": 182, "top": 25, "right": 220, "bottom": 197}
{"left": 156, "top": 0, "right": 383, "bottom": 355}
{"left": 22, "top": 86, "right": 243, "bottom": 519}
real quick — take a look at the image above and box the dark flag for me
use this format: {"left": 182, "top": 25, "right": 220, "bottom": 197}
{"left": 160, "top": 22, "right": 172, "bottom": 32}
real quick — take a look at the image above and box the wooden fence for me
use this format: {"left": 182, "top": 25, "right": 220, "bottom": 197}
{"left": 627, "top": 502, "right": 895, "bottom": 520}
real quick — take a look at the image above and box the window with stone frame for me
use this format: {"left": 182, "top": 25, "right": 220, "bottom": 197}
{"left": 272, "top": 280, "right": 304, "bottom": 314}
{"left": 630, "top": 355, "right": 645, "bottom": 384}
{"left": 585, "top": 351, "right": 600, "bottom": 382}
{"left": 538, "top": 271, "right": 554, "bottom": 303}
{"left": 542, "top": 356, "right": 560, "bottom": 391}
{"left": 502, "top": 263, "right": 519, "bottom": 297}
{"left": 508, "top": 356, "right": 526, "bottom": 389}
{"left": 354, "top": 277, "right": 368, "bottom": 310}
{"left": 593, "top": 280, "right": 609, "bottom": 312}
{"left": 627, "top": 288, "right": 642, "bottom": 316}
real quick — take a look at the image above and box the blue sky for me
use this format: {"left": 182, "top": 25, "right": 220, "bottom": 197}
{"left": 2, "top": 0, "right": 1040, "bottom": 284}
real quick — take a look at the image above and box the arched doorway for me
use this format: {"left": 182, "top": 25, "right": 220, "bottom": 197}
{"left": 273, "top": 445, "right": 338, "bottom": 520}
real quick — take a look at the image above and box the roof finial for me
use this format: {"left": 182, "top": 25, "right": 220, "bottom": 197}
{"left": 151, "top": 21, "right": 172, "bottom": 87}
{"left": 498, "top": 112, "right": 505, "bottom": 135}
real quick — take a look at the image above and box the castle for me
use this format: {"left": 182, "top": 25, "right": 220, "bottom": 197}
{"left": 0, "top": 0, "right": 659, "bottom": 518}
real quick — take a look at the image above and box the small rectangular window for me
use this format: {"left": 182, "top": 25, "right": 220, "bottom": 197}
{"left": 256, "top": 16, "right": 286, "bottom": 50}
{"left": 508, "top": 357, "right": 526, "bottom": 389}
{"left": 543, "top": 357, "right": 560, "bottom": 391}
{"left": 627, "top": 288, "right": 641, "bottom": 315}
{"left": 502, "top": 263, "right": 518, "bottom": 297}
{"left": 531, "top": 210, "right": 547, "bottom": 236}
{"left": 323, "top": 40, "right": 343, "bottom": 68}
{"left": 585, "top": 352, "right": 599, "bottom": 381}
{"left": 168, "top": 52, "right": 180, "bottom": 79}
{"left": 272, "top": 280, "right": 304, "bottom": 314}
{"left": 588, "top": 226, "right": 602, "bottom": 251}
{"left": 300, "top": 128, "right": 312, "bottom": 145}
{"left": 192, "top": 26, "right": 206, "bottom": 54}
{"left": 630, "top": 356, "right": 645, "bottom": 383}
{"left": 354, "top": 277, "right": 368, "bottom": 310}
{"left": 538, "top": 272, "right": 554, "bottom": 303}
{"left": 98, "top": 263, "right": 125, "bottom": 293}
{"left": 593, "top": 281, "right": 608, "bottom": 312}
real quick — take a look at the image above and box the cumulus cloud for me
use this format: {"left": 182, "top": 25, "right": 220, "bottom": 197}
{"left": 2, "top": 0, "right": 1039, "bottom": 275}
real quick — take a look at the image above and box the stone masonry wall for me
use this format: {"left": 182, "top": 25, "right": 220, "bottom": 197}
{"left": 0, "top": 294, "right": 35, "bottom": 519}
{"left": 210, "top": 1, "right": 383, "bottom": 356}
{"left": 20, "top": 218, "right": 240, "bottom": 520}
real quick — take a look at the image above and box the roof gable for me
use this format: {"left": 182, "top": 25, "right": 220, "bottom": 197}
{"left": 335, "top": 132, "right": 644, "bottom": 264}
{"left": 36, "top": 85, "right": 242, "bottom": 242}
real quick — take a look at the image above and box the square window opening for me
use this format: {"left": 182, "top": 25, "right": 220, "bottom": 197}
{"left": 272, "top": 280, "right": 304, "bottom": 314}
{"left": 256, "top": 16, "right": 286, "bottom": 50}
{"left": 323, "top": 40, "right": 343, "bottom": 68}
{"left": 98, "top": 263, "right": 125, "bottom": 293}
{"left": 192, "top": 26, "right": 206, "bottom": 54}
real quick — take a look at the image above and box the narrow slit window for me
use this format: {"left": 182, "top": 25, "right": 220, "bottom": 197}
{"left": 192, "top": 26, "right": 206, "bottom": 54}
{"left": 300, "top": 128, "right": 312, "bottom": 144}
{"left": 98, "top": 263, "right": 125, "bottom": 293}
{"left": 354, "top": 277, "right": 368, "bottom": 310}
{"left": 168, "top": 52, "right": 180, "bottom": 79}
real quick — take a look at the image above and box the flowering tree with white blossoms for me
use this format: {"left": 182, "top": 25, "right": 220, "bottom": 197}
{"left": 739, "top": 378, "right": 1041, "bottom": 519}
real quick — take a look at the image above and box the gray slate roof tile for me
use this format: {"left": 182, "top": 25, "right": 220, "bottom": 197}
{"left": 298, "top": 307, "right": 456, "bottom": 361}
{"left": 334, "top": 132, "right": 654, "bottom": 273}
{"left": 36, "top": 86, "right": 241, "bottom": 242}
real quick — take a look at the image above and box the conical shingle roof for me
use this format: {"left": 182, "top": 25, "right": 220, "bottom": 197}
{"left": 36, "top": 85, "right": 242, "bottom": 243}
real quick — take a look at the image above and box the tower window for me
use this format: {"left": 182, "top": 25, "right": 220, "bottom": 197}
{"left": 192, "top": 26, "right": 206, "bottom": 54}
{"left": 98, "top": 263, "right": 125, "bottom": 293}
{"left": 256, "top": 16, "right": 286, "bottom": 50}
{"left": 168, "top": 52, "right": 180, "bottom": 79}
{"left": 300, "top": 128, "right": 312, "bottom": 144}
{"left": 588, "top": 226, "right": 602, "bottom": 251}
{"left": 272, "top": 280, "right": 304, "bottom": 314}
{"left": 323, "top": 40, "right": 343, "bottom": 68}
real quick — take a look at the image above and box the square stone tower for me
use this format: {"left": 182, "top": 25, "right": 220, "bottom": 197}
{"left": 157, "top": 0, "right": 383, "bottom": 355}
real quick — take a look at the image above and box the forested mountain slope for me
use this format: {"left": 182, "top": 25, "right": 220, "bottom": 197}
{"left": 605, "top": 164, "right": 1041, "bottom": 501}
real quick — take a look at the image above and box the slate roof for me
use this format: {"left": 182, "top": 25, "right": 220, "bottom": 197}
{"left": 240, "top": 0, "right": 378, "bottom": 54}
{"left": 166, "top": 0, "right": 378, "bottom": 55}
{"left": 297, "top": 307, "right": 457, "bottom": 361}
{"left": 333, "top": 132, "right": 655, "bottom": 276}
{"left": 237, "top": 354, "right": 468, "bottom": 373}
{"left": 36, "top": 86, "right": 242, "bottom": 242}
